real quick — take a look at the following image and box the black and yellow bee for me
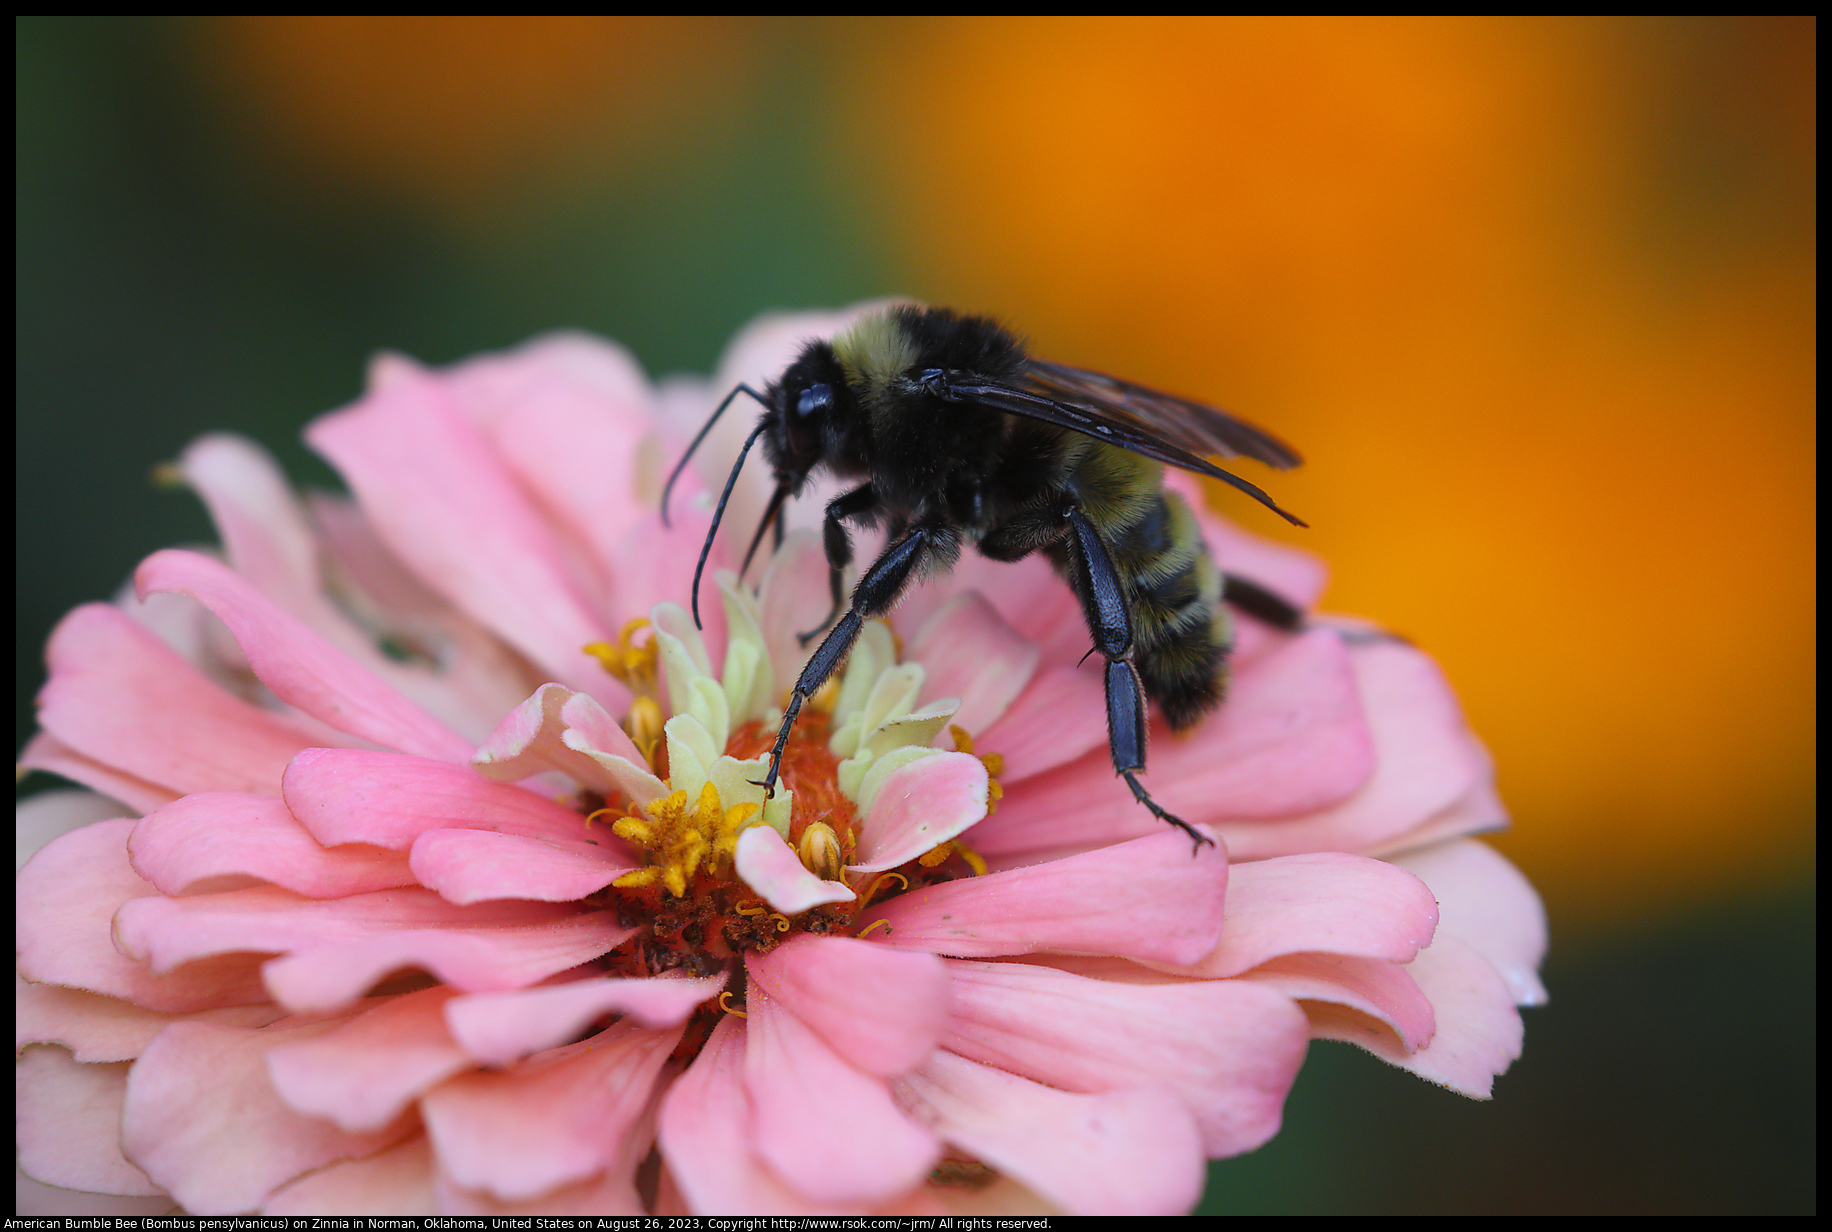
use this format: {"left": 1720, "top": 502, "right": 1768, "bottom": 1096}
{"left": 661, "top": 304, "right": 1306, "bottom": 847}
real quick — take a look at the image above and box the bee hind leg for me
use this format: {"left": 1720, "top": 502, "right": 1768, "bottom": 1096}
{"left": 1063, "top": 504, "right": 1212, "bottom": 853}
{"left": 1221, "top": 573, "right": 1304, "bottom": 631}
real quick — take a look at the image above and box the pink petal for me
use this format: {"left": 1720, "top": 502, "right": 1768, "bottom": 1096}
{"left": 18, "top": 820, "right": 270, "bottom": 1013}
{"left": 262, "top": 1134, "right": 435, "bottom": 1216}
{"left": 16, "top": 1045, "right": 163, "bottom": 1197}
{"left": 468, "top": 683, "right": 666, "bottom": 807}
{"left": 941, "top": 958, "right": 1310, "bottom": 1157}
{"left": 17, "top": 731, "right": 178, "bottom": 816}
{"left": 129, "top": 792, "right": 413, "bottom": 898}
{"left": 1217, "top": 637, "right": 1492, "bottom": 860}
{"left": 1392, "top": 839, "right": 1549, "bottom": 1006}
{"left": 746, "top": 935, "right": 950, "bottom": 1076}
{"left": 1171, "top": 470, "right": 1329, "bottom": 609}
{"left": 260, "top": 912, "right": 635, "bottom": 1011}
{"left": 659, "top": 1014, "right": 839, "bottom": 1215}
{"left": 444, "top": 974, "right": 726, "bottom": 1066}
{"left": 283, "top": 747, "right": 596, "bottom": 851}
{"left": 978, "top": 629, "right": 1374, "bottom": 855}
{"left": 264, "top": 988, "right": 470, "bottom": 1132}
{"left": 864, "top": 827, "right": 1228, "bottom": 966}
{"left": 35, "top": 604, "right": 319, "bottom": 800}
{"left": 756, "top": 531, "right": 837, "bottom": 696}
{"left": 897, "top": 1048, "right": 1204, "bottom": 1215}
{"left": 16, "top": 787, "right": 133, "bottom": 867}
{"left": 17, "top": 976, "right": 282, "bottom": 1063}
{"left": 420, "top": 1021, "right": 678, "bottom": 1202}
{"left": 734, "top": 825, "right": 856, "bottom": 913}
{"left": 409, "top": 828, "right": 635, "bottom": 904}
{"left": 976, "top": 666, "right": 1108, "bottom": 783}
{"left": 305, "top": 365, "right": 618, "bottom": 694}
{"left": 908, "top": 591, "right": 1041, "bottom": 735}
{"left": 1312, "top": 934, "right": 1524, "bottom": 1099}
{"left": 851, "top": 752, "right": 991, "bottom": 872}
{"left": 135, "top": 550, "right": 473, "bottom": 763}
{"left": 1237, "top": 953, "right": 1438, "bottom": 1053}
{"left": 122, "top": 1018, "right": 416, "bottom": 1214}
{"left": 1177, "top": 852, "right": 1439, "bottom": 978}
{"left": 743, "top": 983, "right": 941, "bottom": 1205}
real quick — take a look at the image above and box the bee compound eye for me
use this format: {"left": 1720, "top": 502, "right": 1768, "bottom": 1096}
{"left": 795, "top": 383, "right": 833, "bottom": 420}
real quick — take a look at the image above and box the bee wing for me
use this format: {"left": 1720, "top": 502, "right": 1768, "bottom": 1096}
{"left": 1023, "top": 359, "right": 1303, "bottom": 470}
{"left": 942, "top": 374, "right": 1308, "bottom": 527}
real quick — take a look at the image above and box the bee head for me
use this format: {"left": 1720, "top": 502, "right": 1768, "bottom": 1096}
{"left": 765, "top": 340, "right": 855, "bottom": 490}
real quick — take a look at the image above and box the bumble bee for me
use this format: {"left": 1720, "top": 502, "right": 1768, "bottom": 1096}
{"left": 660, "top": 304, "right": 1306, "bottom": 848}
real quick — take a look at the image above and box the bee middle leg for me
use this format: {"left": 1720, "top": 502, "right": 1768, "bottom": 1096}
{"left": 758, "top": 518, "right": 955, "bottom": 798}
{"left": 800, "top": 482, "right": 880, "bottom": 645}
{"left": 1062, "top": 503, "right": 1212, "bottom": 852}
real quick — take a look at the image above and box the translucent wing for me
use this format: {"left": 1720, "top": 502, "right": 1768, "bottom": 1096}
{"left": 1022, "top": 358, "right": 1303, "bottom": 470}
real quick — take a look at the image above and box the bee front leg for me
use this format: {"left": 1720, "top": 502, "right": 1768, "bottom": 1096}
{"left": 1062, "top": 504, "right": 1212, "bottom": 852}
{"left": 801, "top": 483, "right": 879, "bottom": 645}
{"left": 758, "top": 519, "right": 951, "bottom": 798}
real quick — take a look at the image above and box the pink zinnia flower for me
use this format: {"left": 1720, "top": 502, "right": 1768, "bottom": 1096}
{"left": 16, "top": 309, "right": 1546, "bottom": 1216}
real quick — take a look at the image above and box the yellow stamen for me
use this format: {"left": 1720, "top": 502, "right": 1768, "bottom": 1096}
{"left": 798, "top": 821, "right": 845, "bottom": 882}
{"left": 718, "top": 991, "right": 747, "bottom": 1018}
{"left": 857, "top": 918, "right": 892, "bottom": 939}
{"left": 584, "top": 617, "right": 659, "bottom": 696}
{"left": 859, "top": 870, "right": 908, "bottom": 906}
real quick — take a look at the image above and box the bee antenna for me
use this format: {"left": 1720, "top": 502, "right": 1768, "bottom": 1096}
{"left": 740, "top": 481, "right": 793, "bottom": 581}
{"left": 688, "top": 418, "right": 771, "bottom": 630}
{"left": 660, "top": 383, "right": 769, "bottom": 529}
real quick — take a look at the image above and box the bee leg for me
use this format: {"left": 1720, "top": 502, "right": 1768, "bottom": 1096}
{"left": 1221, "top": 573, "right": 1304, "bottom": 632}
{"left": 799, "top": 483, "right": 879, "bottom": 645}
{"left": 1063, "top": 504, "right": 1213, "bottom": 852}
{"left": 758, "top": 520, "right": 952, "bottom": 798}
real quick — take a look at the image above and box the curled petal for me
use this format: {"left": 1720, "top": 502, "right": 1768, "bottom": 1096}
{"left": 865, "top": 828, "right": 1228, "bottom": 966}
{"left": 851, "top": 752, "right": 991, "bottom": 873}
{"left": 746, "top": 935, "right": 950, "bottom": 1076}
{"left": 1237, "top": 952, "right": 1438, "bottom": 1053}
{"left": 734, "top": 825, "right": 855, "bottom": 914}
{"left": 896, "top": 1049, "right": 1204, "bottom": 1216}
{"left": 123, "top": 1018, "right": 416, "bottom": 1214}
{"left": 283, "top": 748, "right": 593, "bottom": 851}
{"left": 1392, "top": 839, "right": 1549, "bottom": 1006}
{"left": 468, "top": 683, "right": 664, "bottom": 806}
{"left": 130, "top": 792, "right": 412, "bottom": 898}
{"left": 135, "top": 549, "right": 473, "bottom": 763}
{"left": 420, "top": 1021, "right": 679, "bottom": 1202}
{"left": 942, "top": 959, "right": 1310, "bottom": 1157}
{"left": 742, "top": 984, "right": 941, "bottom": 1206}
{"left": 444, "top": 974, "right": 726, "bottom": 1067}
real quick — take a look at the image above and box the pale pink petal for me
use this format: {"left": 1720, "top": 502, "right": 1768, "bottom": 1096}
{"left": 409, "top": 828, "right": 635, "bottom": 904}
{"left": 978, "top": 630, "right": 1374, "bottom": 855}
{"left": 851, "top": 752, "right": 991, "bottom": 873}
{"left": 17, "top": 977, "right": 282, "bottom": 1062}
{"left": 1236, "top": 953, "right": 1438, "bottom": 1052}
{"left": 262, "top": 1134, "right": 435, "bottom": 1216}
{"left": 976, "top": 666, "right": 1108, "bottom": 783}
{"left": 743, "top": 983, "right": 941, "bottom": 1205}
{"left": 18, "top": 820, "right": 270, "bottom": 1013}
{"left": 755, "top": 531, "right": 835, "bottom": 696}
{"left": 467, "top": 683, "right": 666, "bottom": 807}
{"left": 306, "top": 366, "right": 617, "bottom": 693}
{"left": 908, "top": 592, "right": 1040, "bottom": 735}
{"left": 444, "top": 974, "right": 726, "bottom": 1066}
{"left": 264, "top": 988, "right": 470, "bottom": 1132}
{"left": 135, "top": 550, "right": 474, "bottom": 763}
{"left": 892, "top": 549, "right": 1070, "bottom": 660}
{"left": 1174, "top": 852, "right": 1439, "bottom": 978}
{"left": 129, "top": 792, "right": 413, "bottom": 898}
{"left": 659, "top": 1014, "right": 843, "bottom": 1215}
{"left": 122, "top": 1018, "right": 416, "bottom": 1214}
{"left": 1392, "top": 839, "right": 1549, "bottom": 1006}
{"left": 941, "top": 959, "right": 1310, "bottom": 1157}
{"left": 1216, "top": 637, "right": 1491, "bottom": 859}
{"left": 17, "top": 1046, "right": 163, "bottom": 1197}
{"left": 734, "top": 825, "right": 856, "bottom": 913}
{"left": 260, "top": 913, "right": 634, "bottom": 1011}
{"left": 864, "top": 828, "right": 1228, "bottom": 966}
{"left": 420, "top": 1021, "right": 678, "bottom": 1202}
{"left": 746, "top": 935, "right": 950, "bottom": 1076}
{"left": 613, "top": 507, "right": 731, "bottom": 662}
{"left": 17, "top": 732, "right": 179, "bottom": 816}
{"left": 35, "top": 605, "right": 319, "bottom": 800}
{"left": 1171, "top": 470, "right": 1329, "bottom": 609}
{"left": 283, "top": 747, "right": 596, "bottom": 850}
{"left": 897, "top": 1048, "right": 1204, "bottom": 1216}
{"left": 1311, "top": 934, "right": 1524, "bottom": 1099}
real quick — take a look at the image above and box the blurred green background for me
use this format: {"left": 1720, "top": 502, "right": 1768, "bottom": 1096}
{"left": 17, "top": 17, "right": 1814, "bottom": 1213}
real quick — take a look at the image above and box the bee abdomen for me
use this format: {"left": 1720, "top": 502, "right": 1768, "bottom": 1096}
{"left": 1104, "top": 488, "right": 1232, "bottom": 731}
